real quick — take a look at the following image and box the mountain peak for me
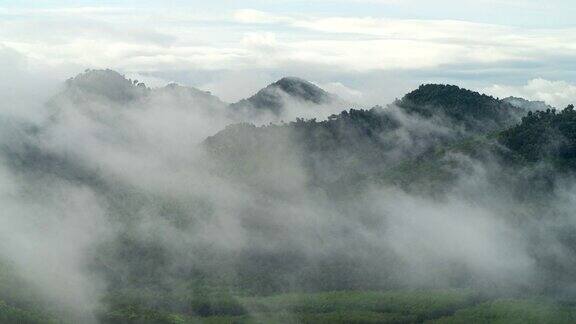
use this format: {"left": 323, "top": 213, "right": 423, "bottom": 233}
{"left": 275, "top": 76, "right": 308, "bottom": 85}
{"left": 397, "top": 83, "right": 523, "bottom": 132}
{"left": 63, "top": 69, "right": 148, "bottom": 102}
{"left": 270, "top": 77, "right": 331, "bottom": 104}
{"left": 231, "top": 77, "right": 335, "bottom": 115}
{"left": 401, "top": 84, "right": 496, "bottom": 108}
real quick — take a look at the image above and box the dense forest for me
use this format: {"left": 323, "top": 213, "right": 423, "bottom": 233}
{"left": 500, "top": 105, "right": 576, "bottom": 165}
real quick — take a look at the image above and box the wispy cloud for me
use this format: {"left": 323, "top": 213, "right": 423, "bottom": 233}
{"left": 485, "top": 79, "right": 576, "bottom": 109}
{"left": 0, "top": 4, "right": 574, "bottom": 105}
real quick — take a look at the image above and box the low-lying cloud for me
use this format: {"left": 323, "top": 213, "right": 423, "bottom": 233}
{"left": 486, "top": 78, "right": 576, "bottom": 109}
{"left": 0, "top": 67, "right": 575, "bottom": 323}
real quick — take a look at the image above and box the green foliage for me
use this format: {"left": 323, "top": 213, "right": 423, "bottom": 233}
{"left": 289, "top": 311, "right": 415, "bottom": 324}
{"left": 190, "top": 311, "right": 416, "bottom": 324}
{"left": 398, "top": 84, "right": 522, "bottom": 132}
{"left": 500, "top": 105, "right": 576, "bottom": 167}
{"left": 102, "top": 290, "right": 576, "bottom": 324}
{"left": 206, "top": 84, "right": 531, "bottom": 199}
{"left": 101, "top": 304, "right": 191, "bottom": 324}
{"left": 101, "top": 289, "right": 481, "bottom": 324}
{"left": 431, "top": 299, "right": 576, "bottom": 324}
{"left": 243, "top": 290, "right": 479, "bottom": 321}
{"left": 0, "top": 261, "right": 58, "bottom": 323}
{"left": 100, "top": 290, "right": 576, "bottom": 324}
{"left": 0, "top": 300, "right": 57, "bottom": 324}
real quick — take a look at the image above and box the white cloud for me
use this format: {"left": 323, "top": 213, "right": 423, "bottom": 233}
{"left": 241, "top": 32, "right": 279, "bottom": 50}
{"left": 485, "top": 79, "right": 576, "bottom": 109}
{"left": 233, "top": 9, "right": 293, "bottom": 24}
{"left": 318, "top": 82, "right": 364, "bottom": 102}
{"left": 229, "top": 11, "right": 576, "bottom": 72}
{"left": 0, "top": 5, "right": 574, "bottom": 87}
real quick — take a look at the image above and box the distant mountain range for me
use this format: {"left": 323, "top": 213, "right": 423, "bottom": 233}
{"left": 14, "top": 67, "right": 575, "bottom": 208}
{"left": 53, "top": 69, "right": 227, "bottom": 110}
{"left": 205, "top": 81, "right": 575, "bottom": 197}
{"left": 53, "top": 69, "right": 344, "bottom": 119}
{"left": 43, "top": 69, "right": 574, "bottom": 194}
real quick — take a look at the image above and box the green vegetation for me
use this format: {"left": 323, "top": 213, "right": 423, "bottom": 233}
{"left": 243, "top": 290, "right": 479, "bottom": 319}
{"left": 4, "top": 79, "right": 576, "bottom": 323}
{"left": 432, "top": 299, "right": 576, "bottom": 324}
{"left": 0, "top": 300, "right": 58, "bottom": 324}
{"left": 207, "top": 84, "right": 528, "bottom": 197}
{"left": 0, "top": 261, "right": 58, "bottom": 324}
{"left": 398, "top": 84, "right": 522, "bottom": 132}
{"left": 97, "top": 290, "right": 576, "bottom": 324}
{"left": 99, "top": 289, "right": 479, "bottom": 323}
{"left": 500, "top": 104, "right": 576, "bottom": 167}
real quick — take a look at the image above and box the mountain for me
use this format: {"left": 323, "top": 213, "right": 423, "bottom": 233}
{"left": 207, "top": 84, "right": 528, "bottom": 192}
{"left": 211, "top": 84, "right": 531, "bottom": 158}
{"left": 58, "top": 69, "right": 149, "bottom": 104}
{"left": 53, "top": 69, "right": 226, "bottom": 109}
{"left": 52, "top": 70, "right": 346, "bottom": 122}
{"left": 152, "top": 83, "right": 228, "bottom": 112}
{"left": 230, "top": 77, "right": 340, "bottom": 115}
{"left": 46, "top": 69, "right": 230, "bottom": 130}
{"left": 503, "top": 96, "right": 554, "bottom": 112}
{"left": 206, "top": 83, "right": 576, "bottom": 197}
{"left": 397, "top": 84, "right": 523, "bottom": 133}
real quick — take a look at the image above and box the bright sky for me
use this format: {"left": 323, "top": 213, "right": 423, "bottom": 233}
{"left": 1, "top": 0, "right": 575, "bottom": 106}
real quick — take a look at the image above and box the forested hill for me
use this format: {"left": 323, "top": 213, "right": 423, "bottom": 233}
{"left": 397, "top": 84, "right": 523, "bottom": 132}
{"left": 53, "top": 69, "right": 227, "bottom": 109}
{"left": 205, "top": 84, "right": 535, "bottom": 191}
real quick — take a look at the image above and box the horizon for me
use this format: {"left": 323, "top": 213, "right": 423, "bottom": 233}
{"left": 67, "top": 68, "right": 558, "bottom": 108}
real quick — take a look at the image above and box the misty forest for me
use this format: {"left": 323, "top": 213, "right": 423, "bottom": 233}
{"left": 0, "top": 67, "right": 575, "bottom": 323}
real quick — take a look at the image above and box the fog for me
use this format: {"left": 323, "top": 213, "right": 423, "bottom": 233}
{"left": 0, "top": 67, "right": 575, "bottom": 322}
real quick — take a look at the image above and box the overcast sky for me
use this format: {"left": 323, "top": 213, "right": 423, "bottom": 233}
{"left": 1, "top": 0, "right": 575, "bottom": 106}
